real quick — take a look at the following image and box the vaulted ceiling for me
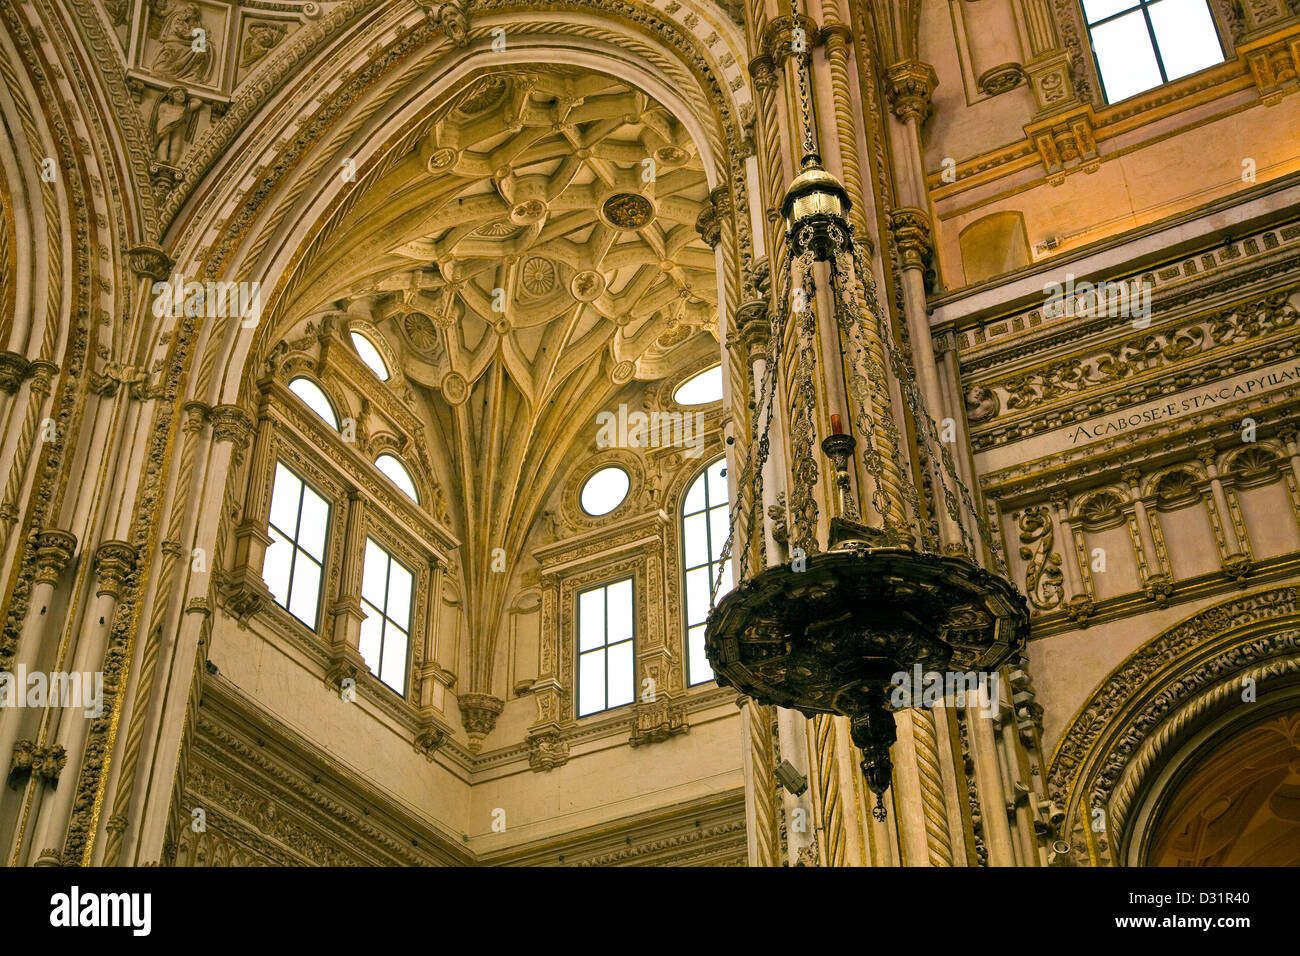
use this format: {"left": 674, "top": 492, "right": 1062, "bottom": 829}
{"left": 277, "top": 67, "right": 721, "bottom": 691}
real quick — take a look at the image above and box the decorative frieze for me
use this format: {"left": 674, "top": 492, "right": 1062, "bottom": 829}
{"left": 629, "top": 698, "right": 689, "bottom": 747}
{"left": 527, "top": 729, "right": 571, "bottom": 771}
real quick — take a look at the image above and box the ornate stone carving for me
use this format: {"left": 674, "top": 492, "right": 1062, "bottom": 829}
{"left": 151, "top": 3, "right": 216, "bottom": 82}
{"left": 127, "top": 243, "right": 174, "bottom": 281}
{"left": 977, "top": 63, "right": 1026, "bottom": 97}
{"left": 1017, "top": 506, "right": 1064, "bottom": 610}
{"left": 210, "top": 404, "right": 256, "bottom": 452}
{"left": 887, "top": 207, "right": 934, "bottom": 273}
{"left": 629, "top": 699, "right": 689, "bottom": 746}
{"left": 1238, "top": 28, "right": 1300, "bottom": 104}
{"left": 414, "top": 724, "right": 449, "bottom": 759}
{"left": 0, "top": 352, "right": 29, "bottom": 394}
{"left": 8, "top": 740, "right": 66, "bottom": 786}
{"left": 150, "top": 88, "right": 202, "bottom": 166}
{"left": 527, "top": 730, "right": 571, "bottom": 771}
{"left": 884, "top": 60, "right": 939, "bottom": 122}
{"left": 458, "top": 693, "right": 504, "bottom": 753}
{"left": 1025, "top": 106, "right": 1100, "bottom": 184}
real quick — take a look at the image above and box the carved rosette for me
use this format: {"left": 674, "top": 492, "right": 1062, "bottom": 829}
{"left": 34, "top": 529, "right": 77, "bottom": 586}
{"left": 884, "top": 60, "right": 939, "bottom": 123}
{"left": 127, "top": 242, "right": 173, "bottom": 281}
{"left": 93, "top": 540, "right": 137, "bottom": 601}
{"left": 457, "top": 693, "right": 504, "bottom": 753}
{"left": 527, "top": 730, "right": 570, "bottom": 771}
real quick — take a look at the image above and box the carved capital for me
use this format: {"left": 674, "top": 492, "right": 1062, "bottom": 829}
{"left": 457, "top": 693, "right": 504, "bottom": 753}
{"left": 820, "top": 22, "right": 851, "bottom": 56}
{"left": 0, "top": 351, "right": 29, "bottom": 393}
{"left": 34, "top": 529, "right": 77, "bottom": 586}
{"left": 695, "top": 204, "right": 721, "bottom": 248}
{"left": 93, "top": 540, "right": 137, "bottom": 600}
{"left": 761, "top": 15, "right": 819, "bottom": 66}
{"left": 210, "top": 403, "right": 255, "bottom": 449}
{"left": 884, "top": 60, "right": 939, "bottom": 122}
{"left": 27, "top": 361, "right": 58, "bottom": 395}
{"left": 1120, "top": 467, "right": 1142, "bottom": 489}
{"left": 734, "top": 299, "right": 771, "bottom": 359}
{"left": 217, "top": 566, "right": 274, "bottom": 627}
{"left": 887, "top": 206, "right": 933, "bottom": 272}
{"left": 127, "top": 243, "right": 173, "bottom": 281}
{"left": 183, "top": 401, "right": 211, "bottom": 433}
{"left": 1196, "top": 446, "right": 1219, "bottom": 469}
{"left": 748, "top": 54, "right": 778, "bottom": 92}
{"left": 1142, "top": 574, "right": 1175, "bottom": 606}
{"left": 527, "top": 729, "right": 571, "bottom": 772}
{"left": 1221, "top": 554, "right": 1254, "bottom": 582}
{"left": 414, "top": 721, "right": 451, "bottom": 760}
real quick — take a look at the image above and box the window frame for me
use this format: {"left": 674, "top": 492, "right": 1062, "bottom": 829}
{"left": 575, "top": 576, "right": 637, "bottom": 717}
{"left": 265, "top": 459, "right": 332, "bottom": 632}
{"left": 680, "top": 456, "right": 730, "bottom": 688}
{"left": 359, "top": 537, "right": 415, "bottom": 697}
{"left": 1082, "top": 0, "right": 1226, "bottom": 105}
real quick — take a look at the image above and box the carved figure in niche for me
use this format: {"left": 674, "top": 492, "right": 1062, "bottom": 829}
{"left": 150, "top": 87, "right": 202, "bottom": 164}
{"left": 241, "top": 22, "right": 287, "bottom": 69}
{"left": 152, "top": 2, "right": 214, "bottom": 82}
{"left": 964, "top": 385, "right": 1000, "bottom": 422}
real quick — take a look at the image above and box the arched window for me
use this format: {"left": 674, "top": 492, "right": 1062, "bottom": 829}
{"left": 350, "top": 331, "right": 390, "bottom": 380}
{"left": 681, "top": 457, "right": 731, "bottom": 686}
{"left": 288, "top": 377, "right": 339, "bottom": 430}
{"left": 1082, "top": 0, "right": 1223, "bottom": 103}
{"left": 673, "top": 365, "right": 723, "bottom": 405}
{"left": 375, "top": 454, "right": 419, "bottom": 503}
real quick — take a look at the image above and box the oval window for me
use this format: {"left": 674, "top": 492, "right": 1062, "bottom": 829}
{"left": 350, "top": 332, "right": 390, "bottom": 380}
{"left": 580, "top": 466, "right": 630, "bottom": 516}
{"left": 672, "top": 365, "right": 722, "bottom": 405}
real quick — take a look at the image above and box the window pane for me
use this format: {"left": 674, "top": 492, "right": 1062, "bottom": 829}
{"left": 606, "top": 641, "right": 634, "bottom": 708}
{"left": 607, "top": 579, "right": 632, "bottom": 643}
{"left": 268, "top": 464, "right": 301, "bottom": 534}
{"left": 685, "top": 566, "right": 712, "bottom": 628}
{"left": 1092, "top": 11, "right": 1163, "bottom": 102}
{"left": 386, "top": 560, "right": 413, "bottom": 631}
{"left": 683, "top": 471, "right": 706, "bottom": 515}
{"left": 263, "top": 530, "right": 293, "bottom": 605}
{"left": 296, "top": 486, "right": 329, "bottom": 559}
{"left": 580, "top": 466, "right": 629, "bottom": 516}
{"left": 1148, "top": 0, "right": 1223, "bottom": 80}
{"left": 362, "top": 540, "right": 388, "bottom": 607}
{"left": 287, "top": 553, "right": 321, "bottom": 626}
{"left": 683, "top": 512, "right": 709, "bottom": 569}
{"left": 706, "top": 459, "right": 728, "bottom": 507}
{"left": 578, "top": 650, "right": 605, "bottom": 716}
{"left": 687, "top": 626, "right": 712, "bottom": 685}
{"left": 1082, "top": 0, "right": 1139, "bottom": 22}
{"left": 380, "top": 626, "right": 408, "bottom": 694}
{"left": 579, "top": 588, "right": 605, "bottom": 651}
{"left": 375, "top": 454, "right": 419, "bottom": 503}
{"left": 359, "top": 611, "right": 384, "bottom": 673}
{"left": 350, "top": 331, "right": 390, "bottom": 380}
{"left": 288, "top": 377, "right": 339, "bottom": 429}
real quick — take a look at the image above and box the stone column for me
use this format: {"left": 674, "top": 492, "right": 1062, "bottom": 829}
{"left": 1122, "top": 468, "right": 1173, "bottom": 604}
{"left": 1199, "top": 446, "right": 1250, "bottom": 578}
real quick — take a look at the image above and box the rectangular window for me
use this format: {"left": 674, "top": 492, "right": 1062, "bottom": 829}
{"left": 264, "top": 461, "right": 330, "bottom": 630}
{"left": 1083, "top": 0, "right": 1224, "bottom": 103}
{"left": 359, "top": 539, "right": 413, "bottom": 696}
{"left": 682, "top": 459, "right": 732, "bottom": 686}
{"left": 577, "top": 578, "right": 635, "bottom": 716}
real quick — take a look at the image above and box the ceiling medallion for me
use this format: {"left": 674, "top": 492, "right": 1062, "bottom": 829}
{"left": 428, "top": 147, "right": 458, "bottom": 171}
{"left": 521, "top": 257, "right": 556, "bottom": 296}
{"left": 510, "top": 199, "right": 547, "bottom": 225}
{"left": 653, "top": 145, "right": 690, "bottom": 167}
{"left": 611, "top": 360, "right": 636, "bottom": 385}
{"left": 601, "top": 193, "right": 654, "bottom": 230}
{"left": 402, "top": 312, "right": 441, "bottom": 354}
{"left": 570, "top": 270, "right": 606, "bottom": 302}
{"left": 440, "top": 371, "right": 468, "bottom": 404}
